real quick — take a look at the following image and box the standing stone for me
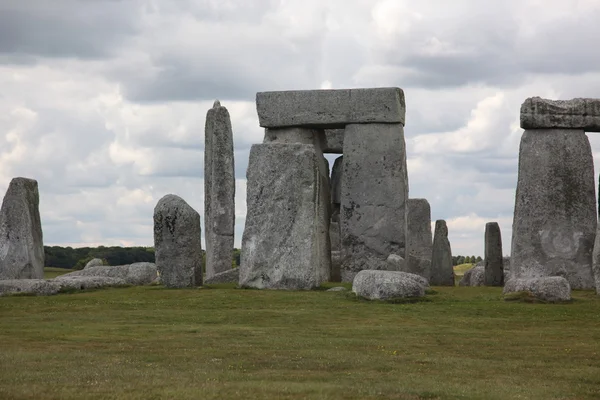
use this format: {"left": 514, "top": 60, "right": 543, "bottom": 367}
{"left": 430, "top": 220, "right": 454, "bottom": 286}
{"left": 153, "top": 194, "right": 203, "bottom": 288}
{"left": 591, "top": 174, "right": 600, "bottom": 295}
{"left": 484, "top": 222, "right": 504, "bottom": 286}
{"left": 511, "top": 129, "right": 596, "bottom": 289}
{"left": 204, "top": 100, "right": 235, "bottom": 278}
{"left": 240, "top": 140, "right": 331, "bottom": 290}
{"left": 329, "top": 156, "right": 343, "bottom": 282}
{"left": 406, "top": 199, "right": 433, "bottom": 279}
{"left": 340, "top": 123, "right": 408, "bottom": 282}
{"left": 0, "top": 178, "right": 44, "bottom": 280}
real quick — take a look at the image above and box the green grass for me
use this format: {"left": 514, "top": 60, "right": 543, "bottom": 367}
{"left": 453, "top": 263, "right": 475, "bottom": 277}
{"left": 1, "top": 285, "right": 599, "bottom": 399}
{"left": 43, "top": 267, "right": 75, "bottom": 279}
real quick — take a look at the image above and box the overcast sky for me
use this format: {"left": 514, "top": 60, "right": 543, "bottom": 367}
{"left": 2, "top": 0, "right": 600, "bottom": 257}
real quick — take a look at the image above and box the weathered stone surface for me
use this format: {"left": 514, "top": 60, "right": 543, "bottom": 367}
{"left": 592, "top": 224, "right": 600, "bottom": 295}
{"left": 58, "top": 263, "right": 158, "bottom": 286}
{"left": 330, "top": 250, "right": 342, "bottom": 282}
{"left": 84, "top": 258, "right": 104, "bottom": 269}
{"left": 520, "top": 97, "right": 600, "bottom": 132}
{"left": 484, "top": 222, "right": 504, "bottom": 286}
{"left": 352, "top": 270, "right": 427, "bottom": 300}
{"left": 256, "top": 88, "right": 406, "bottom": 128}
{"left": 52, "top": 276, "right": 127, "bottom": 291}
{"left": 430, "top": 220, "right": 454, "bottom": 286}
{"left": 154, "top": 195, "right": 203, "bottom": 288}
{"left": 386, "top": 254, "right": 406, "bottom": 271}
{"left": 510, "top": 129, "right": 595, "bottom": 289}
{"left": 406, "top": 199, "right": 433, "bottom": 279}
{"left": 326, "top": 286, "right": 347, "bottom": 292}
{"left": 0, "top": 178, "right": 44, "bottom": 280}
{"left": 0, "top": 279, "right": 60, "bottom": 296}
{"left": 204, "top": 100, "right": 235, "bottom": 278}
{"left": 323, "top": 129, "right": 344, "bottom": 153}
{"left": 204, "top": 268, "right": 239, "bottom": 285}
{"left": 340, "top": 123, "right": 408, "bottom": 282}
{"left": 459, "top": 265, "right": 485, "bottom": 287}
{"left": 503, "top": 277, "right": 571, "bottom": 302}
{"left": 240, "top": 143, "right": 331, "bottom": 289}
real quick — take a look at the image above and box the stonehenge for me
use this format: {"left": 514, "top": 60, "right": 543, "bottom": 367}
{"left": 0, "top": 178, "right": 44, "bottom": 280}
{"left": 484, "top": 222, "right": 504, "bottom": 286}
{"left": 430, "top": 220, "right": 454, "bottom": 286}
{"left": 511, "top": 98, "right": 597, "bottom": 290}
{"left": 204, "top": 100, "right": 235, "bottom": 279}
{"left": 406, "top": 199, "right": 433, "bottom": 279}
{"left": 240, "top": 87, "right": 408, "bottom": 289}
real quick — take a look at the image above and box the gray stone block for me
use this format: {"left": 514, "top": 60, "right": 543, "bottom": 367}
{"left": 0, "top": 177, "right": 44, "bottom": 280}
{"left": 0, "top": 279, "right": 60, "bottom": 296}
{"left": 503, "top": 277, "right": 571, "bottom": 302}
{"left": 352, "top": 270, "right": 428, "bottom": 300}
{"left": 154, "top": 195, "right": 203, "bottom": 288}
{"left": 340, "top": 123, "right": 408, "bottom": 282}
{"left": 406, "top": 199, "right": 433, "bottom": 279}
{"left": 323, "top": 129, "right": 344, "bottom": 153}
{"left": 240, "top": 143, "right": 331, "bottom": 290}
{"left": 430, "top": 220, "right": 454, "bottom": 286}
{"left": 484, "top": 222, "right": 504, "bottom": 286}
{"left": 459, "top": 265, "right": 485, "bottom": 287}
{"left": 256, "top": 88, "right": 405, "bottom": 128}
{"left": 52, "top": 276, "right": 128, "bottom": 291}
{"left": 510, "top": 129, "right": 595, "bottom": 289}
{"left": 521, "top": 97, "right": 600, "bottom": 131}
{"left": 204, "top": 100, "right": 235, "bottom": 278}
{"left": 58, "top": 263, "right": 158, "bottom": 286}
{"left": 330, "top": 156, "right": 343, "bottom": 205}
{"left": 204, "top": 268, "right": 239, "bottom": 285}
{"left": 84, "top": 258, "right": 104, "bottom": 269}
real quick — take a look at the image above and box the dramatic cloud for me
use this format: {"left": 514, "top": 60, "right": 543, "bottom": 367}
{"left": 1, "top": 0, "right": 600, "bottom": 257}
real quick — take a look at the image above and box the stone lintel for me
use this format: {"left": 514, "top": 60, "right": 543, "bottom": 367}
{"left": 520, "top": 97, "right": 600, "bottom": 131}
{"left": 256, "top": 88, "right": 405, "bottom": 128}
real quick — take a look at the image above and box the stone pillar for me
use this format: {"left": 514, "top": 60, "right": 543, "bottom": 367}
{"left": 430, "top": 220, "right": 454, "bottom": 286}
{"left": 153, "top": 194, "right": 203, "bottom": 288}
{"left": 240, "top": 128, "right": 331, "bottom": 289}
{"left": 593, "top": 175, "right": 600, "bottom": 295}
{"left": 406, "top": 198, "right": 433, "bottom": 279}
{"left": 484, "top": 222, "right": 504, "bottom": 286}
{"left": 204, "top": 100, "right": 235, "bottom": 278}
{"left": 0, "top": 177, "right": 44, "bottom": 280}
{"left": 340, "top": 123, "right": 408, "bottom": 282}
{"left": 329, "top": 155, "right": 343, "bottom": 282}
{"left": 511, "top": 129, "right": 595, "bottom": 289}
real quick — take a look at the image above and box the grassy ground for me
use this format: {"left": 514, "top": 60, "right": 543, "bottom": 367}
{"left": 1, "top": 284, "right": 599, "bottom": 400}
{"left": 43, "top": 267, "right": 75, "bottom": 279}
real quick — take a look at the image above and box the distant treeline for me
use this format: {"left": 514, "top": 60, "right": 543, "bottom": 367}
{"left": 45, "top": 246, "right": 242, "bottom": 270}
{"left": 452, "top": 255, "right": 482, "bottom": 266}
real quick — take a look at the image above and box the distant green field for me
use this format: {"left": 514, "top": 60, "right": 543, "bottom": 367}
{"left": 43, "top": 267, "right": 74, "bottom": 279}
{"left": 1, "top": 285, "right": 599, "bottom": 399}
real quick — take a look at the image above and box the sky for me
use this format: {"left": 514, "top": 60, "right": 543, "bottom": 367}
{"left": 1, "top": 0, "right": 600, "bottom": 257}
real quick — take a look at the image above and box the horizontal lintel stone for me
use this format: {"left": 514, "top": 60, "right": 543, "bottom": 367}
{"left": 256, "top": 87, "right": 405, "bottom": 128}
{"left": 520, "top": 97, "right": 600, "bottom": 132}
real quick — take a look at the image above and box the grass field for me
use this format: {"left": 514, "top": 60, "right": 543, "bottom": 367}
{"left": 1, "top": 283, "right": 599, "bottom": 400}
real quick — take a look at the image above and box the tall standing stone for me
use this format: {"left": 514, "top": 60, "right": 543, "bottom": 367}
{"left": 0, "top": 177, "right": 44, "bottom": 280}
{"left": 329, "top": 156, "right": 343, "bottom": 282}
{"left": 340, "top": 123, "right": 408, "bottom": 282}
{"left": 153, "top": 194, "right": 203, "bottom": 288}
{"left": 204, "top": 100, "right": 235, "bottom": 278}
{"left": 591, "top": 175, "right": 600, "bottom": 294}
{"left": 430, "top": 220, "right": 454, "bottom": 286}
{"left": 484, "top": 222, "right": 504, "bottom": 286}
{"left": 511, "top": 129, "right": 596, "bottom": 289}
{"left": 240, "top": 127, "right": 331, "bottom": 290}
{"left": 406, "top": 199, "right": 432, "bottom": 279}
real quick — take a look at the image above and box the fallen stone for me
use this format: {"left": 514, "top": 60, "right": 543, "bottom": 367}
{"left": 503, "top": 277, "right": 571, "bottom": 302}
{"left": 326, "top": 286, "right": 347, "bottom": 292}
{"left": 323, "top": 129, "right": 344, "bottom": 153}
{"left": 386, "top": 254, "right": 406, "bottom": 271}
{"left": 256, "top": 88, "right": 405, "bottom": 128}
{"left": 0, "top": 279, "right": 60, "bottom": 296}
{"left": 352, "top": 270, "right": 427, "bottom": 300}
{"left": 52, "top": 276, "right": 127, "bottom": 291}
{"left": 57, "top": 263, "right": 158, "bottom": 286}
{"left": 511, "top": 129, "right": 595, "bottom": 289}
{"left": 340, "top": 123, "right": 408, "bottom": 282}
{"left": 204, "top": 268, "right": 239, "bottom": 285}
{"left": 154, "top": 195, "right": 203, "bottom": 288}
{"left": 459, "top": 265, "right": 485, "bottom": 287}
{"left": 204, "top": 100, "right": 235, "bottom": 278}
{"left": 520, "top": 97, "right": 600, "bottom": 132}
{"left": 406, "top": 199, "right": 433, "bottom": 279}
{"left": 84, "top": 258, "right": 104, "bottom": 269}
{"left": 430, "top": 220, "right": 454, "bottom": 286}
{"left": 484, "top": 222, "right": 504, "bottom": 286}
{"left": 240, "top": 143, "right": 331, "bottom": 290}
{"left": 0, "top": 177, "right": 44, "bottom": 280}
